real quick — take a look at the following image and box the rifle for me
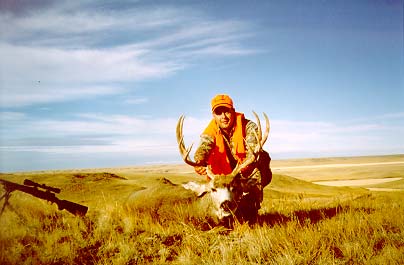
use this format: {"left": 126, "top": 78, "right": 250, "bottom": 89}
{"left": 0, "top": 178, "right": 88, "bottom": 216}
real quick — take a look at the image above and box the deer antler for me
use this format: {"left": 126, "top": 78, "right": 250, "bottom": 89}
{"left": 252, "top": 111, "right": 270, "bottom": 150}
{"left": 176, "top": 115, "right": 205, "bottom": 167}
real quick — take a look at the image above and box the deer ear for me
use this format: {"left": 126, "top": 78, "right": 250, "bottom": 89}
{"left": 182, "top": 181, "right": 209, "bottom": 197}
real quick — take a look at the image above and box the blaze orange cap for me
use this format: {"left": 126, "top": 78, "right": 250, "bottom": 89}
{"left": 211, "top": 94, "right": 234, "bottom": 111}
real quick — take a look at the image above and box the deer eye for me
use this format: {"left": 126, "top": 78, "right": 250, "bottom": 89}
{"left": 211, "top": 188, "right": 217, "bottom": 192}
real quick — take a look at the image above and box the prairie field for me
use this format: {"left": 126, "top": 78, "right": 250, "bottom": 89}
{"left": 0, "top": 155, "right": 403, "bottom": 264}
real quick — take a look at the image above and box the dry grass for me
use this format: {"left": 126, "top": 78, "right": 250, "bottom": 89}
{"left": 1, "top": 155, "right": 403, "bottom": 264}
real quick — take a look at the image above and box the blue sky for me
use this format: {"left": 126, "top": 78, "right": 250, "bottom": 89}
{"left": 0, "top": 0, "right": 403, "bottom": 172}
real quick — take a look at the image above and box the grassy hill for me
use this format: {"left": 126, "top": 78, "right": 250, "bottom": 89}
{"left": 0, "top": 169, "right": 365, "bottom": 212}
{"left": 0, "top": 155, "right": 403, "bottom": 264}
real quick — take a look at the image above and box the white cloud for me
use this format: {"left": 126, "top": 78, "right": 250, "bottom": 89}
{"left": 0, "top": 43, "right": 179, "bottom": 107}
{"left": 0, "top": 5, "right": 184, "bottom": 43}
{"left": 266, "top": 118, "right": 404, "bottom": 156}
{"left": 2, "top": 112, "right": 403, "bottom": 156}
{"left": 72, "top": 113, "right": 185, "bottom": 135}
{"left": 0, "top": 43, "right": 175, "bottom": 79}
{"left": 1, "top": 84, "right": 124, "bottom": 108}
{"left": 0, "top": 3, "right": 257, "bottom": 107}
{"left": 133, "top": 20, "right": 252, "bottom": 52}
{"left": 1, "top": 111, "right": 403, "bottom": 171}
{"left": 0, "top": 112, "right": 205, "bottom": 158}
{"left": 0, "top": 139, "right": 177, "bottom": 155}
{"left": 0, "top": 113, "right": 189, "bottom": 142}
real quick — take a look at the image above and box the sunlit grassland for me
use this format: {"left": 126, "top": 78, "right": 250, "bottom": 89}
{"left": 0, "top": 155, "right": 403, "bottom": 264}
{"left": 272, "top": 154, "right": 404, "bottom": 181}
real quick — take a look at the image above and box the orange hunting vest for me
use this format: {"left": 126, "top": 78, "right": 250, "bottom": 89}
{"left": 202, "top": 112, "right": 247, "bottom": 175}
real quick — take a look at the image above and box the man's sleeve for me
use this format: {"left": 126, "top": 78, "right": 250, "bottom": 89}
{"left": 194, "top": 134, "right": 215, "bottom": 166}
{"left": 245, "top": 120, "right": 259, "bottom": 158}
{"left": 238, "top": 120, "right": 260, "bottom": 178}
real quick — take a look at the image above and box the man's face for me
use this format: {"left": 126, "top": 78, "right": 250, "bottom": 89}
{"left": 213, "top": 106, "right": 235, "bottom": 131}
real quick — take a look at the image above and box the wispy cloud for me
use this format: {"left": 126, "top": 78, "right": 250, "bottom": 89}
{"left": 267, "top": 116, "right": 404, "bottom": 156}
{"left": 0, "top": 43, "right": 178, "bottom": 107}
{"left": 0, "top": 2, "right": 257, "bottom": 108}
{"left": 2, "top": 112, "right": 403, "bottom": 157}
{"left": 0, "top": 4, "right": 184, "bottom": 46}
{"left": 1, "top": 109, "right": 403, "bottom": 171}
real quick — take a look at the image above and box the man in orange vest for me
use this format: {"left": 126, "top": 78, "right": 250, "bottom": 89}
{"left": 193, "top": 94, "right": 272, "bottom": 217}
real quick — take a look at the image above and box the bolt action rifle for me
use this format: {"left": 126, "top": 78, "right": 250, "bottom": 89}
{"left": 0, "top": 178, "right": 88, "bottom": 216}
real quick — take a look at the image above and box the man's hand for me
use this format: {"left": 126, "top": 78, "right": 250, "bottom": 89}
{"left": 194, "top": 166, "right": 207, "bottom": 175}
{"left": 240, "top": 164, "right": 253, "bottom": 178}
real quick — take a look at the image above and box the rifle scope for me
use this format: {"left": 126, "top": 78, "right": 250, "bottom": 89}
{"left": 23, "top": 179, "right": 61, "bottom": 194}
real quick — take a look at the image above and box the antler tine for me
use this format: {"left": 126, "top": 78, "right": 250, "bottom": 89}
{"left": 176, "top": 115, "right": 186, "bottom": 154}
{"left": 252, "top": 111, "right": 270, "bottom": 148}
{"left": 261, "top": 112, "right": 270, "bottom": 147}
{"left": 252, "top": 111, "right": 262, "bottom": 143}
{"left": 206, "top": 166, "right": 216, "bottom": 180}
{"left": 176, "top": 115, "right": 203, "bottom": 167}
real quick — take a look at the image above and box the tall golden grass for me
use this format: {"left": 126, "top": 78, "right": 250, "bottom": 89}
{"left": 1, "top": 157, "right": 403, "bottom": 264}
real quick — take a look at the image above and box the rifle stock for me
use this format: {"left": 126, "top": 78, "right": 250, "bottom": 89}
{"left": 56, "top": 199, "right": 88, "bottom": 216}
{"left": 0, "top": 178, "right": 88, "bottom": 216}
